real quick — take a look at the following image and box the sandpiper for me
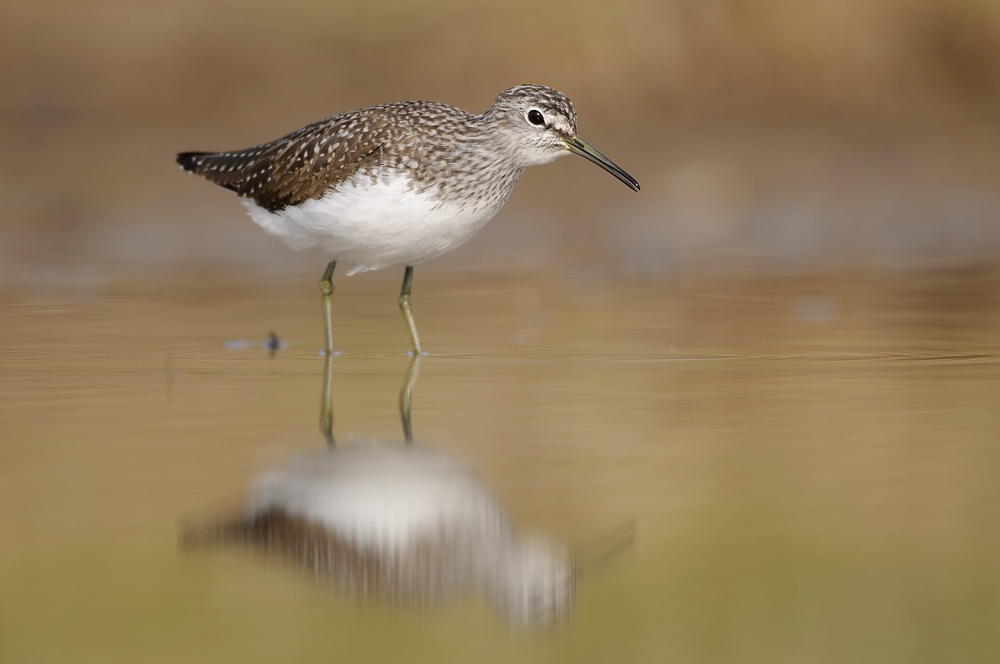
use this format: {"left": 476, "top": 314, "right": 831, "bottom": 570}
{"left": 189, "top": 440, "right": 576, "bottom": 625}
{"left": 178, "top": 85, "right": 639, "bottom": 354}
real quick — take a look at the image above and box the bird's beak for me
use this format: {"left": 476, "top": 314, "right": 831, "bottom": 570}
{"left": 565, "top": 135, "right": 640, "bottom": 191}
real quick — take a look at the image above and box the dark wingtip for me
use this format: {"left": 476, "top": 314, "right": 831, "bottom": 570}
{"left": 176, "top": 151, "right": 209, "bottom": 173}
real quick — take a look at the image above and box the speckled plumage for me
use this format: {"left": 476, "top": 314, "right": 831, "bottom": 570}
{"left": 177, "top": 85, "right": 637, "bottom": 350}
{"left": 177, "top": 85, "right": 629, "bottom": 274}
{"left": 179, "top": 85, "right": 579, "bottom": 214}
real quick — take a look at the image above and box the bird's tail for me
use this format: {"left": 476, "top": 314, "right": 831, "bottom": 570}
{"left": 176, "top": 151, "right": 211, "bottom": 174}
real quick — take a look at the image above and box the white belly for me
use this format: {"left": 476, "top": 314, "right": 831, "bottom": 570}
{"left": 247, "top": 443, "right": 508, "bottom": 552}
{"left": 241, "top": 171, "right": 502, "bottom": 275}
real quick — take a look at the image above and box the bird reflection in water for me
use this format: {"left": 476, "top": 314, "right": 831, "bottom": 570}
{"left": 187, "top": 355, "right": 633, "bottom": 626}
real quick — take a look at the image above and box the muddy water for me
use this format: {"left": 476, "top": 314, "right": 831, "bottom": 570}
{"left": 1, "top": 271, "right": 998, "bottom": 663}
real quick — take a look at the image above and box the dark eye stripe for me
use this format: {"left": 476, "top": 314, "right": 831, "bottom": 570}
{"left": 527, "top": 110, "right": 545, "bottom": 126}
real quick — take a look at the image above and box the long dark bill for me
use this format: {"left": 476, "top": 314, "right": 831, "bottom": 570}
{"left": 565, "top": 136, "right": 640, "bottom": 191}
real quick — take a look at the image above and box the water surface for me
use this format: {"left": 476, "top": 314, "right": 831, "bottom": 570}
{"left": 2, "top": 271, "right": 998, "bottom": 663}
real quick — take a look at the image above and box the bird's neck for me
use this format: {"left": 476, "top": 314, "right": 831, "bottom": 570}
{"left": 472, "top": 109, "right": 524, "bottom": 163}
{"left": 433, "top": 114, "right": 525, "bottom": 206}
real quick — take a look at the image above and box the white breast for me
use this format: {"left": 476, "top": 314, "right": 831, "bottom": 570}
{"left": 247, "top": 443, "right": 508, "bottom": 551}
{"left": 240, "top": 441, "right": 574, "bottom": 624}
{"left": 241, "top": 171, "right": 502, "bottom": 275}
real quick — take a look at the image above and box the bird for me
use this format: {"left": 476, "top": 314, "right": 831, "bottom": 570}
{"left": 186, "top": 439, "right": 576, "bottom": 625}
{"left": 177, "top": 84, "right": 639, "bottom": 355}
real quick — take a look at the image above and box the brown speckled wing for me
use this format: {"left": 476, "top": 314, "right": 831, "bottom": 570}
{"left": 177, "top": 110, "right": 388, "bottom": 212}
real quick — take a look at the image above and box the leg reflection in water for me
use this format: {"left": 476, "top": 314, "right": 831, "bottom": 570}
{"left": 319, "top": 353, "right": 421, "bottom": 446}
{"left": 319, "top": 352, "right": 335, "bottom": 446}
{"left": 399, "top": 355, "right": 420, "bottom": 444}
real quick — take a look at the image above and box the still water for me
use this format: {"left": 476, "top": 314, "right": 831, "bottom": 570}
{"left": 2, "top": 270, "right": 998, "bottom": 662}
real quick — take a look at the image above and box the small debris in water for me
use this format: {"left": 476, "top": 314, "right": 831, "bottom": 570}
{"left": 263, "top": 332, "right": 286, "bottom": 356}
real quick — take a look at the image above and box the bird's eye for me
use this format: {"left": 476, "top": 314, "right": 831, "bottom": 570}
{"left": 527, "top": 110, "right": 545, "bottom": 126}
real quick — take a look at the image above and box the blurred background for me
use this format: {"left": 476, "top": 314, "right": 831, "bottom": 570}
{"left": 3, "top": 3, "right": 1000, "bottom": 663}
{"left": 2, "top": 0, "right": 999, "bottom": 282}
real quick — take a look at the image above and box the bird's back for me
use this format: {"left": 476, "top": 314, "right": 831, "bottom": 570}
{"left": 177, "top": 100, "right": 485, "bottom": 213}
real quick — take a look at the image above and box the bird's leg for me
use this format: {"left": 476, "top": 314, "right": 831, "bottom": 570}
{"left": 398, "top": 354, "right": 421, "bottom": 444}
{"left": 319, "top": 261, "right": 337, "bottom": 354}
{"left": 397, "top": 267, "right": 422, "bottom": 441}
{"left": 319, "top": 351, "right": 334, "bottom": 447}
{"left": 318, "top": 261, "right": 337, "bottom": 445}
{"left": 398, "top": 265, "right": 423, "bottom": 356}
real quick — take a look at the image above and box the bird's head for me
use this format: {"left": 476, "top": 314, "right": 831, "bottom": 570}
{"left": 486, "top": 84, "right": 639, "bottom": 191}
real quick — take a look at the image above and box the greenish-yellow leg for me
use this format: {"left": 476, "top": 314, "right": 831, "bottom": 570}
{"left": 318, "top": 261, "right": 336, "bottom": 445}
{"left": 398, "top": 354, "right": 421, "bottom": 443}
{"left": 398, "top": 265, "right": 423, "bottom": 356}
{"left": 319, "top": 260, "right": 336, "bottom": 354}
{"left": 319, "top": 351, "right": 334, "bottom": 446}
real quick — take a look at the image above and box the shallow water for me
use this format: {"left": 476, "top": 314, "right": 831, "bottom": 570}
{"left": 2, "top": 271, "right": 999, "bottom": 663}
